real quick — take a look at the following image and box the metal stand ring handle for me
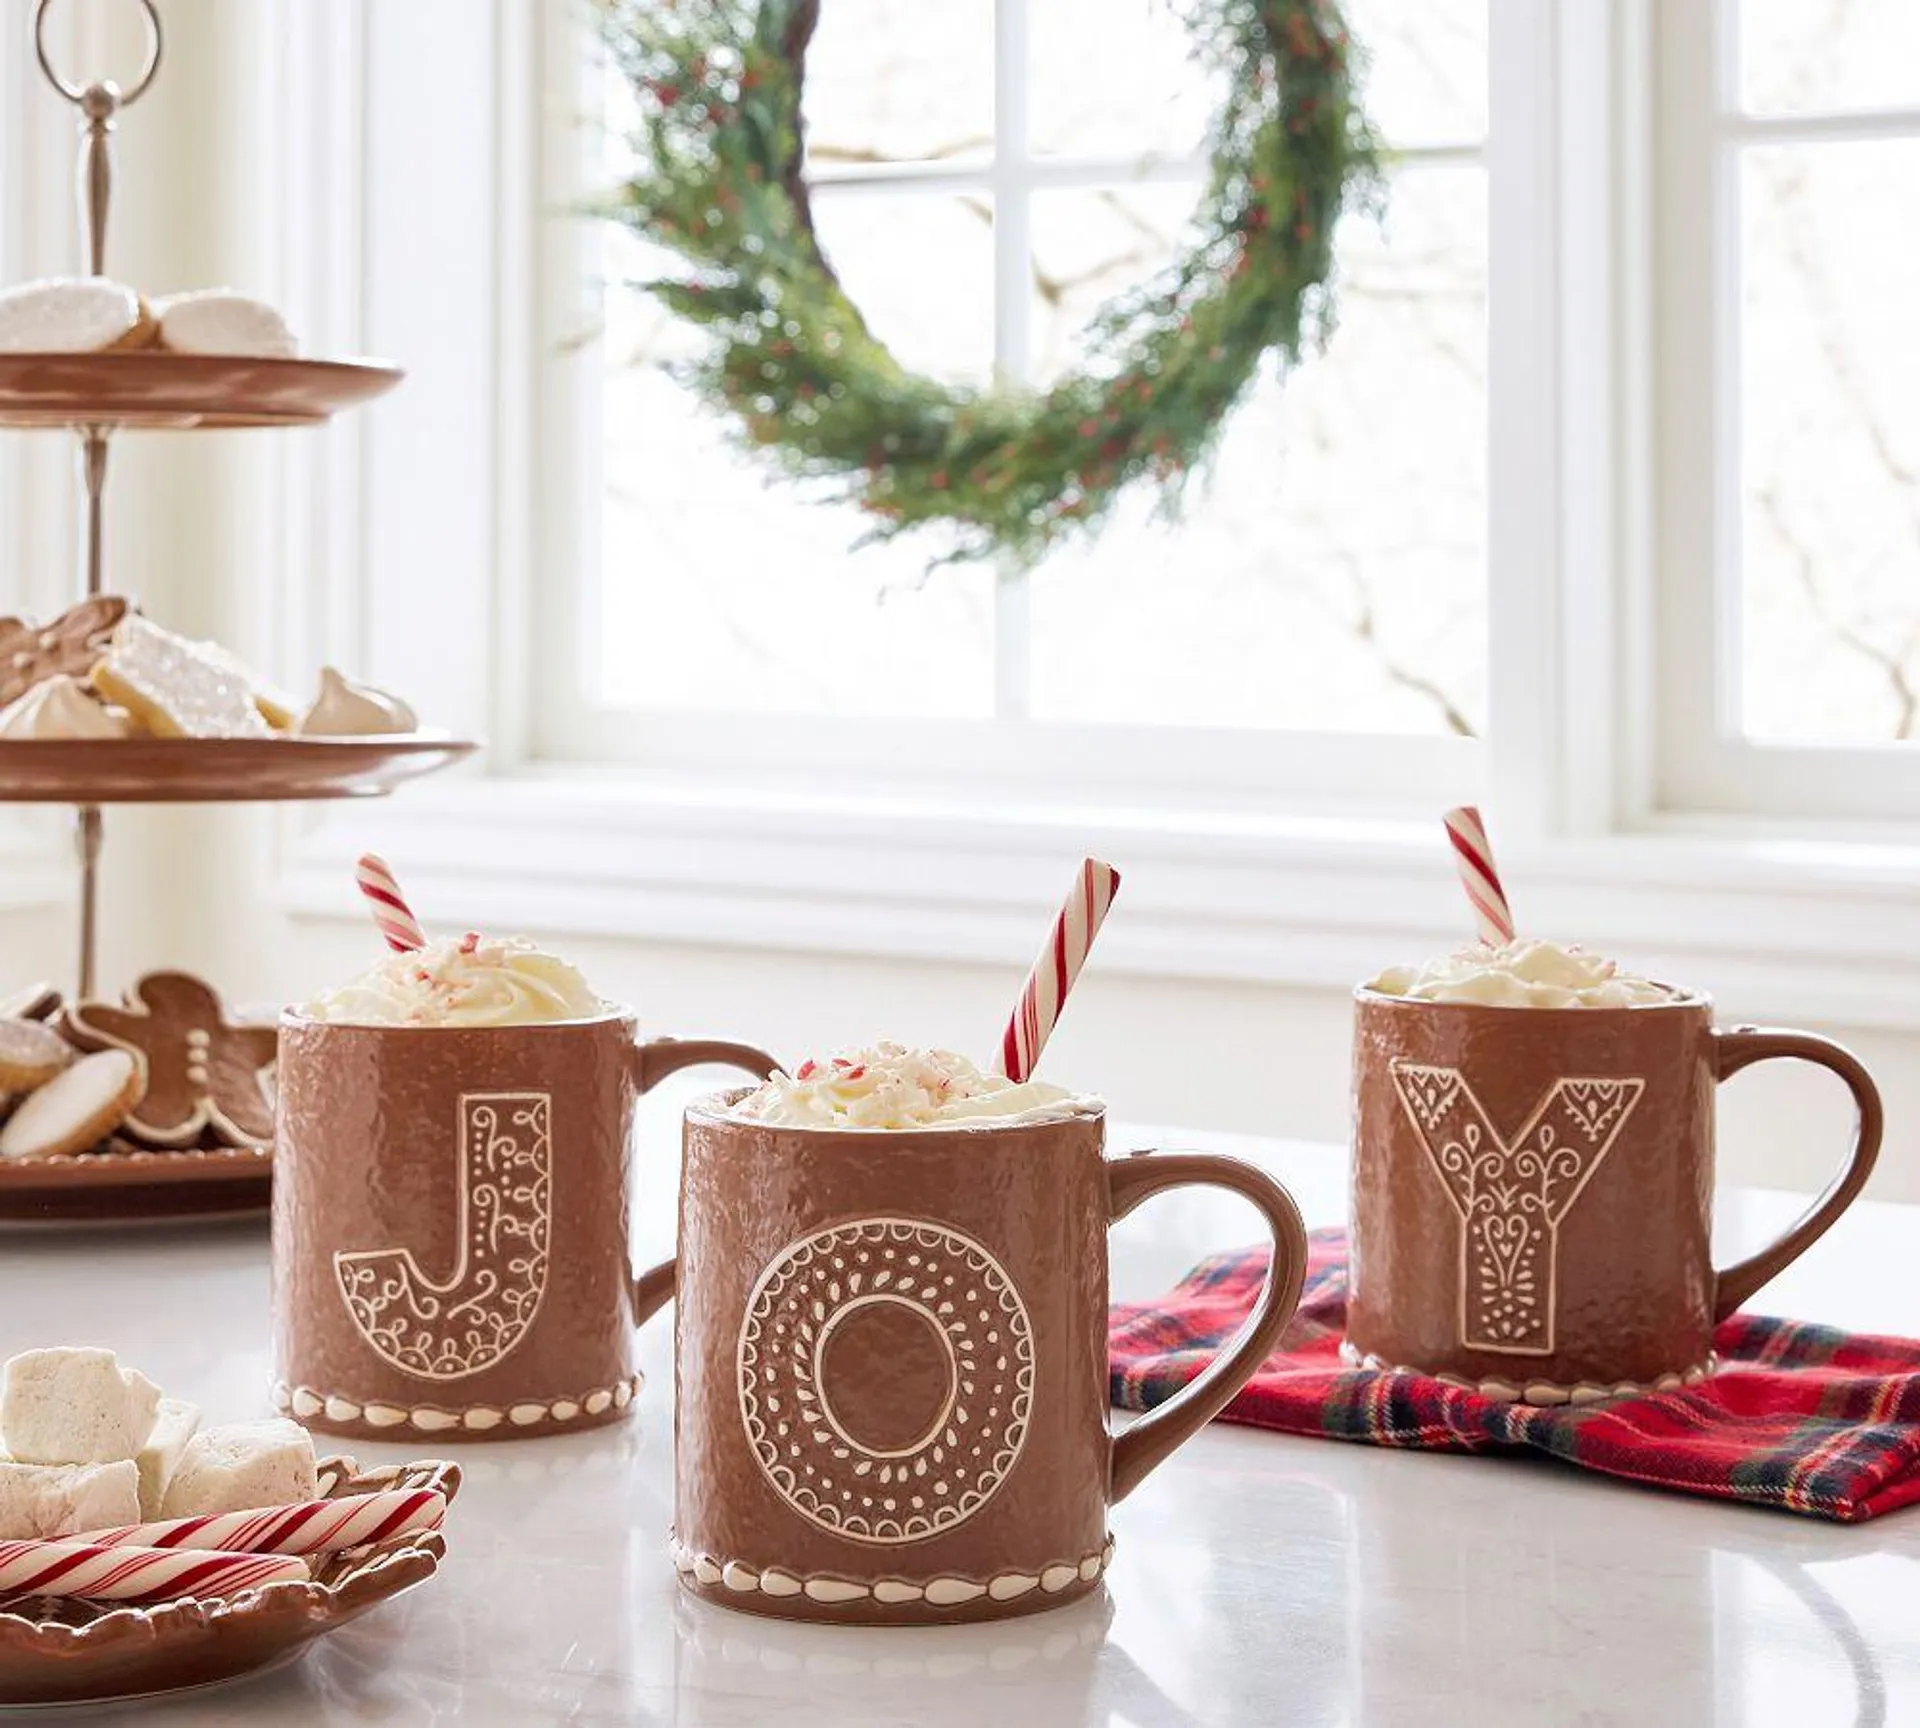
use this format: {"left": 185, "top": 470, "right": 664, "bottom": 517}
{"left": 33, "top": 0, "right": 164, "bottom": 107}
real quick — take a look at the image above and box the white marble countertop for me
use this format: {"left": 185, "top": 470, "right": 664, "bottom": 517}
{"left": 2, "top": 1093, "right": 1916, "bottom": 1726}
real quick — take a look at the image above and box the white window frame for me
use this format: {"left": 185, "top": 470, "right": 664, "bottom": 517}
{"left": 527, "top": 0, "right": 1487, "bottom": 817}
{"left": 1654, "top": 0, "right": 1920, "bottom": 822}
{"left": 83, "top": 0, "right": 1907, "bottom": 1034}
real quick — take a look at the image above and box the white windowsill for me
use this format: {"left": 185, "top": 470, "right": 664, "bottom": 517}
{"left": 276, "top": 772, "right": 1920, "bottom": 1031}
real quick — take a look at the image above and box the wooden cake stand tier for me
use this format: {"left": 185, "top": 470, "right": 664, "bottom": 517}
{"left": 0, "top": 735, "right": 476, "bottom": 802}
{"left": 0, "top": 352, "right": 402, "bottom": 428}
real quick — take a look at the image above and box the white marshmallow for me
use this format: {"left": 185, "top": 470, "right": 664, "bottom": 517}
{"left": 1, "top": 1348, "right": 162, "bottom": 1465}
{"left": 0, "top": 1459, "right": 140, "bottom": 1540}
{"left": 151, "top": 289, "right": 297, "bottom": 358}
{"left": 159, "top": 1418, "right": 317, "bottom": 1519}
{"left": 135, "top": 1397, "right": 202, "bottom": 1518}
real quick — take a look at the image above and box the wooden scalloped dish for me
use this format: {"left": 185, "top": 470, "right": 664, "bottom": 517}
{"left": 0, "top": 1457, "right": 458, "bottom": 1708}
{"left": 0, "top": 1141, "right": 272, "bottom": 1226}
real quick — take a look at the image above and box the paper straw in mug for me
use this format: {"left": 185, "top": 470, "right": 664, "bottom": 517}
{"left": 356, "top": 853, "right": 427, "bottom": 953}
{"left": 996, "top": 857, "right": 1122, "bottom": 1083}
{"left": 1443, "top": 806, "right": 1516, "bottom": 946}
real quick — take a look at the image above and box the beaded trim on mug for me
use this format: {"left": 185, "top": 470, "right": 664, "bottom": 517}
{"left": 272, "top": 1374, "right": 642, "bottom": 1434}
{"left": 668, "top": 1532, "right": 1115, "bottom": 1607}
{"left": 1339, "top": 1342, "right": 1716, "bottom": 1406}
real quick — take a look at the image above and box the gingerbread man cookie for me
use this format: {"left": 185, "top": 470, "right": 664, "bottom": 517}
{"left": 62, "top": 973, "right": 277, "bottom": 1148}
{"left": 0, "top": 597, "right": 130, "bottom": 710}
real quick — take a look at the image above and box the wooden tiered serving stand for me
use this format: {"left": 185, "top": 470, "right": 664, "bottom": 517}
{"left": 0, "top": 0, "right": 475, "bottom": 1221}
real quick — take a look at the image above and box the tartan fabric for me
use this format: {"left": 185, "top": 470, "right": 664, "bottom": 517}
{"left": 1108, "top": 1229, "right": 1920, "bottom": 1522}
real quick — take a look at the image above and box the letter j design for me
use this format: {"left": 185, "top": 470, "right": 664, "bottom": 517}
{"left": 334, "top": 1092, "right": 553, "bottom": 1380}
{"left": 1391, "top": 1064, "right": 1644, "bottom": 1356}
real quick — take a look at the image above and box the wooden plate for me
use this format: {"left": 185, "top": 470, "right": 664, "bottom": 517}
{"left": 0, "top": 352, "right": 402, "bottom": 429}
{"left": 0, "top": 734, "right": 476, "bottom": 803}
{"left": 0, "top": 1457, "right": 457, "bottom": 1709}
{"left": 0, "top": 1144, "right": 271, "bottom": 1226}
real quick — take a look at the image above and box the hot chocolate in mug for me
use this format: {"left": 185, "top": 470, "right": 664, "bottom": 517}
{"left": 274, "top": 971, "right": 776, "bottom": 1443}
{"left": 1347, "top": 967, "right": 1883, "bottom": 1400}
{"left": 637, "top": 1087, "right": 1311, "bottom": 1626}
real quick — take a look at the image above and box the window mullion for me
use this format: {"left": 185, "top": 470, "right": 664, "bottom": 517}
{"left": 991, "top": 0, "right": 1033, "bottom": 721}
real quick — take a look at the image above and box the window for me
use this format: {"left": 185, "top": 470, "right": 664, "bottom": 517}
{"left": 1657, "top": 0, "right": 1920, "bottom": 818}
{"left": 256, "top": 0, "right": 1920, "bottom": 1003}
{"left": 540, "top": 0, "right": 1490, "bottom": 809}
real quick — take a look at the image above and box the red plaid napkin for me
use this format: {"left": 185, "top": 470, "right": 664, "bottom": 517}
{"left": 1109, "top": 1229, "right": 1920, "bottom": 1521}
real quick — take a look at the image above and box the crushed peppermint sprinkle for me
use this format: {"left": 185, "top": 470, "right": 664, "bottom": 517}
{"left": 731, "top": 1041, "right": 1093, "bottom": 1130}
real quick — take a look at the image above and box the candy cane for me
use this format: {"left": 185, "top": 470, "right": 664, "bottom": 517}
{"left": 75, "top": 1488, "right": 446, "bottom": 1557}
{"left": 1443, "top": 806, "right": 1516, "bottom": 946}
{"left": 0, "top": 1539, "right": 306, "bottom": 1601}
{"left": 355, "top": 853, "right": 427, "bottom": 953}
{"left": 996, "top": 858, "right": 1121, "bottom": 1083}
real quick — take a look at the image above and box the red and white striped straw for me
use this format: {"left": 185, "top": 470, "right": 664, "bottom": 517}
{"left": 1443, "top": 806, "right": 1516, "bottom": 946}
{"left": 356, "top": 853, "right": 427, "bottom": 953}
{"left": 0, "top": 1538, "right": 306, "bottom": 1602}
{"left": 996, "top": 857, "right": 1122, "bottom": 1083}
{"left": 76, "top": 1488, "right": 447, "bottom": 1558}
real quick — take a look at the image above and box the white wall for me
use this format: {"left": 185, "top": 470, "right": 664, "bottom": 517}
{"left": 5, "top": 0, "right": 1912, "bottom": 1219}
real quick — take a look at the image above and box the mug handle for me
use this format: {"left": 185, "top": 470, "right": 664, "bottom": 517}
{"left": 1711, "top": 1027, "right": 1883, "bottom": 1321}
{"left": 629, "top": 1037, "right": 781, "bottom": 1325}
{"left": 1107, "top": 1152, "right": 1309, "bottom": 1505}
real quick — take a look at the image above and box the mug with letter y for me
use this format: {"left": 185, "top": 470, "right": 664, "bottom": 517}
{"left": 1347, "top": 936, "right": 1883, "bottom": 1402}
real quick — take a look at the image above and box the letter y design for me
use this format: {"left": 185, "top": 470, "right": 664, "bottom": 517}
{"left": 1391, "top": 1063, "right": 1644, "bottom": 1355}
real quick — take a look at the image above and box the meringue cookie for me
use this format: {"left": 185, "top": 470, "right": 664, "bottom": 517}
{"left": 0, "top": 675, "right": 134, "bottom": 741}
{"left": 295, "top": 666, "right": 417, "bottom": 737}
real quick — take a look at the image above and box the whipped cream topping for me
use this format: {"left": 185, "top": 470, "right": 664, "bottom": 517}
{"left": 303, "top": 934, "right": 603, "bottom": 1027}
{"left": 1369, "top": 938, "right": 1677, "bottom": 1009}
{"left": 732, "top": 1044, "right": 1097, "bottom": 1130}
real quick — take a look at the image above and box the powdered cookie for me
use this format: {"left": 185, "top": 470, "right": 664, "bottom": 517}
{"left": 0, "top": 1019, "right": 72, "bottom": 1090}
{"left": 152, "top": 289, "right": 297, "bottom": 359}
{"left": 90, "top": 615, "right": 273, "bottom": 739}
{"left": 0, "top": 278, "right": 148, "bottom": 354}
{"left": 63, "top": 973, "right": 276, "bottom": 1147}
{"left": 0, "top": 596, "right": 130, "bottom": 709}
{"left": 195, "top": 640, "right": 298, "bottom": 731}
{"left": 0, "top": 1051, "right": 140, "bottom": 1161}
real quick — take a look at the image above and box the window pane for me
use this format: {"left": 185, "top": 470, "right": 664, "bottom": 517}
{"left": 595, "top": 198, "right": 996, "bottom": 718}
{"left": 1028, "top": 0, "right": 1216, "bottom": 160}
{"left": 1737, "top": 0, "right": 1920, "bottom": 118}
{"left": 1342, "top": 0, "right": 1488, "bottom": 144}
{"left": 1028, "top": 168, "right": 1487, "bottom": 735}
{"left": 1739, "top": 141, "right": 1920, "bottom": 743}
{"left": 806, "top": 0, "right": 994, "bottom": 171}
{"left": 1028, "top": 0, "right": 1486, "bottom": 160}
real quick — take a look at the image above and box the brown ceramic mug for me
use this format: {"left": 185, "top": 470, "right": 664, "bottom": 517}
{"left": 640, "top": 1096, "right": 1310, "bottom": 1625}
{"left": 271, "top": 1013, "right": 777, "bottom": 1442}
{"left": 1346, "top": 988, "right": 1883, "bottom": 1401}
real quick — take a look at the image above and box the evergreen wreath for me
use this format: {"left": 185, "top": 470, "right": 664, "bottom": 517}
{"left": 599, "top": 0, "right": 1380, "bottom": 569}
